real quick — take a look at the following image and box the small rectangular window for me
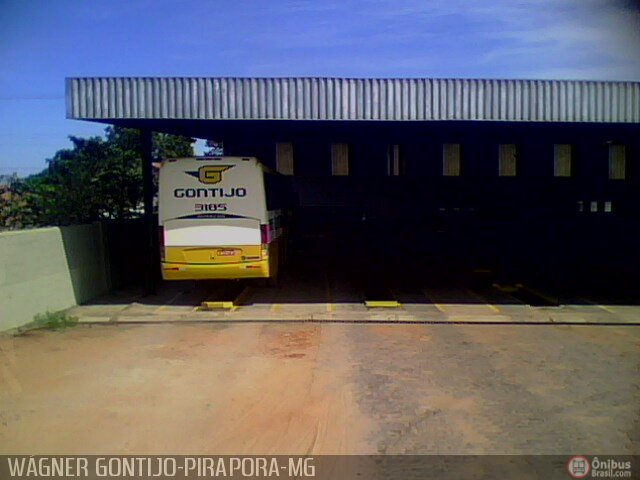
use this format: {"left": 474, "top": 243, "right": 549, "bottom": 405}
{"left": 609, "top": 145, "right": 626, "bottom": 180}
{"left": 498, "top": 144, "right": 517, "bottom": 176}
{"left": 331, "top": 143, "right": 349, "bottom": 176}
{"left": 275, "top": 142, "right": 294, "bottom": 175}
{"left": 554, "top": 144, "right": 572, "bottom": 177}
{"left": 387, "top": 144, "right": 402, "bottom": 176}
{"left": 443, "top": 144, "right": 461, "bottom": 176}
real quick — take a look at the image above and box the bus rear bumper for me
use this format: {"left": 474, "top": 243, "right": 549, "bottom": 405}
{"left": 161, "top": 260, "right": 269, "bottom": 280}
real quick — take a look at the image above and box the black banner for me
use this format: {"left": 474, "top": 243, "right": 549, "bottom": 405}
{"left": 0, "top": 455, "right": 637, "bottom": 480}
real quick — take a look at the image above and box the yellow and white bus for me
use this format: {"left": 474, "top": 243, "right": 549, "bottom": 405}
{"left": 158, "top": 157, "right": 289, "bottom": 281}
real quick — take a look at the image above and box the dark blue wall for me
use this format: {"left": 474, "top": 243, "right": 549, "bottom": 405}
{"left": 110, "top": 118, "right": 639, "bottom": 295}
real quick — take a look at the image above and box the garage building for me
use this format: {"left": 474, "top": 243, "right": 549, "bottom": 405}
{"left": 66, "top": 77, "right": 640, "bottom": 297}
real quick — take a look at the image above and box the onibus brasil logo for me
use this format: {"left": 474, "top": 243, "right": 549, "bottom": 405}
{"left": 568, "top": 456, "right": 590, "bottom": 478}
{"left": 186, "top": 165, "right": 233, "bottom": 185}
{"left": 567, "top": 456, "right": 633, "bottom": 478}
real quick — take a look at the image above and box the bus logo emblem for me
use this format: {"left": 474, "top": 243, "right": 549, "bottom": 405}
{"left": 185, "top": 165, "right": 233, "bottom": 184}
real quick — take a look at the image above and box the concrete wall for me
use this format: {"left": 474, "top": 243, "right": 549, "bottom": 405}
{"left": 0, "top": 223, "right": 111, "bottom": 331}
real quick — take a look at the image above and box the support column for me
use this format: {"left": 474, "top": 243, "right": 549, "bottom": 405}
{"left": 141, "top": 129, "right": 157, "bottom": 295}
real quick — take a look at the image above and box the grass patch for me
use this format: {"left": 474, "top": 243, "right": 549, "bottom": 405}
{"left": 33, "top": 311, "right": 79, "bottom": 331}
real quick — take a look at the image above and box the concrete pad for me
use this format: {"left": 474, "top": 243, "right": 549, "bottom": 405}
{"left": 270, "top": 303, "right": 329, "bottom": 314}
{"left": 546, "top": 312, "right": 614, "bottom": 324}
{"left": 115, "top": 315, "right": 170, "bottom": 323}
{"left": 76, "top": 316, "right": 113, "bottom": 323}
{"left": 332, "top": 303, "right": 368, "bottom": 312}
{"left": 434, "top": 304, "right": 502, "bottom": 315}
{"left": 118, "top": 303, "right": 162, "bottom": 316}
{"left": 403, "top": 303, "right": 445, "bottom": 312}
{"left": 447, "top": 314, "right": 512, "bottom": 323}
{"left": 153, "top": 305, "right": 198, "bottom": 315}
{"left": 66, "top": 304, "right": 129, "bottom": 318}
{"left": 369, "top": 312, "right": 405, "bottom": 321}
{"left": 60, "top": 280, "right": 640, "bottom": 326}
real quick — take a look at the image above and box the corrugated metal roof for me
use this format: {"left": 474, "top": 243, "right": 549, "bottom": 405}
{"left": 66, "top": 77, "right": 640, "bottom": 123}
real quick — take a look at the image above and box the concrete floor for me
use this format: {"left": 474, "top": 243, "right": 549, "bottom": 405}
{"left": 63, "top": 270, "right": 640, "bottom": 325}
{"left": 1, "top": 321, "right": 638, "bottom": 455}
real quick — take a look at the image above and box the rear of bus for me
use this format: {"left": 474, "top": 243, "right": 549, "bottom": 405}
{"left": 158, "top": 157, "right": 272, "bottom": 280}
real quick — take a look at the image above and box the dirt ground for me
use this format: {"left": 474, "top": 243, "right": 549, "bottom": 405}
{"left": 1, "top": 322, "right": 638, "bottom": 455}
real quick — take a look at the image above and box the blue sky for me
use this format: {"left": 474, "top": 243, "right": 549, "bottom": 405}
{"left": 1, "top": 0, "right": 639, "bottom": 176}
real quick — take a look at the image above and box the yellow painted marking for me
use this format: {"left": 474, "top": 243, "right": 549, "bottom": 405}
{"left": 270, "top": 304, "right": 282, "bottom": 313}
{"left": 201, "top": 301, "right": 234, "bottom": 310}
{"left": 365, "top": 300, "right": 401, "bottom": 308}
{"left": 493, "top": 283, "right": 519, "bottom": 293}
{"left": 575, "top": 296, "right": 616, "bottom": 314}
{"left": 434, "top": 303, "right": 447, "bottom": 313}
{"left": 596, "top": 304, "right": 616, "bottom": 314}
{"left": 521, "top": 285, "right": 557, "bottom": 305}
{"left": 448, "top": 314, "right": 511, "bottom": 323}
{"left": 462, "top": 288, "right": 501, "bottom": 313}
{"left": 326, "top": 303, "right": 334, "bottom": 312}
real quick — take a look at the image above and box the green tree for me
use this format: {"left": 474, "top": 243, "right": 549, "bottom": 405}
{"left": 31, "top": 136, "right": 112, "bottom": 224}
{"left": 105, "top": 126, "right": 195, "bottom": 159}
{"left": 153, "top": 132, "right": 196, "bottom": 158}
{"left": 0, "top": 127, "right": 195, "bottom": 228}
{"left": 0, "top": 176, "right": 41, "bottom": 229}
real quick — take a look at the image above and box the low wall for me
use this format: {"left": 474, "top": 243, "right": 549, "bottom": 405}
{"left": 0, "top": 223, "right": 111, "bottom": 331}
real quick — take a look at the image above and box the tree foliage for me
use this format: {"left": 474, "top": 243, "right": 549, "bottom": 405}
{"left": 0, "top": 127, "right": 194, "bottom": 229}
{"left": 0, "top": 176, "right": 41, "bottom": 230}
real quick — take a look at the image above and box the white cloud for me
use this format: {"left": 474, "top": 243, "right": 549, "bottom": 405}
{"left": 341, "top": 0, "right": 640, "bottom": 79}
{"left": 155, "top": 0, "right": 640, "bottom": 80}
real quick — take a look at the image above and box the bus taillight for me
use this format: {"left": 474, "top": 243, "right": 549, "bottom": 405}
{"left": 260, "top": 224, "right": 272, "bottom": 244}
